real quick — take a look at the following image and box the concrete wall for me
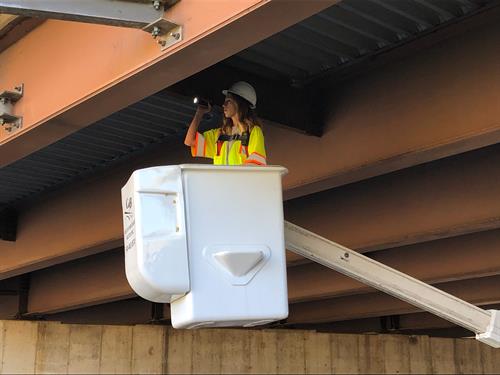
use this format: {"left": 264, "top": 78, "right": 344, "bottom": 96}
{"left": 0, "top": 320, "right": 498, "bottom": 374}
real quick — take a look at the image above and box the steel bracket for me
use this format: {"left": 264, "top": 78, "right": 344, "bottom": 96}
{"left": 0, "top": 84, "right": 23, "bottom": 133}
{"left": 143, "top": 21, "right": 182, "bottom": 50}
{"left": 476, "top": 310, "right": 500, "bottom": 348}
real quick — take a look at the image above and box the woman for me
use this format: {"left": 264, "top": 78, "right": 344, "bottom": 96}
{"left": 184, "top": 81, "right": 267, "bottom": 166}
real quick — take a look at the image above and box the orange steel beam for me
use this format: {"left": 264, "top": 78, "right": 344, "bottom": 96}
{"left": 287, "top": 274, "right": 500, "bottom": 324}
{"left": 3, "top": 137, "right": 500, "bottom": 280}
{"left": 0, "top": 0, "right": 336, "bottom": 166}
{"left": 26, "top": 228, "right": 500, "bottom": 314}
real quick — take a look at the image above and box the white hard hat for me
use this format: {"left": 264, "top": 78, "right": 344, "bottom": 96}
{"left": 222, "top": 81, "right": 257, "bottom": 109}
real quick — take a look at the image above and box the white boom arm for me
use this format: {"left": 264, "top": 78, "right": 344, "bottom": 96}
{"left": 284, "top": 221, "right": 500, "bottom": 348}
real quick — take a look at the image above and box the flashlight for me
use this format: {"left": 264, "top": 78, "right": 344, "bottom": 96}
{"left": 193, "top": 97, "right": 210, "bottom": 108}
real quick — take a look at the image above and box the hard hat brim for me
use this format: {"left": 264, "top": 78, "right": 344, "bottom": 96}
{"left": 222, "top": 89, "right": 256, "bottom": 109}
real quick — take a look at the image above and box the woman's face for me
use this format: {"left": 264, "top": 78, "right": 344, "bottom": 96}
{"left": 222, "top": 96, "right": 238, "bottom": 119}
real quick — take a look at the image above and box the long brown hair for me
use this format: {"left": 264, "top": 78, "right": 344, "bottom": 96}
{"left": 221, "top": 93, "right": 263, "bottom": 135}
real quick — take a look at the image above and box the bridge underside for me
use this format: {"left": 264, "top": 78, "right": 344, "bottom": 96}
{"left": 1, "top": 0, "right": 500, "bottom": 338}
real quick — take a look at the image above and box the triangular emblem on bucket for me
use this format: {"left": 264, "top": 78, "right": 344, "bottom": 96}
{"left": 213, "top": 251, "right": 264, "bottom": 277}
{"left": 203, "top": 245, "right": 271, "bottom": 286}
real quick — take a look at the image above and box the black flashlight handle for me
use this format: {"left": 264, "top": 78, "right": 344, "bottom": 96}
{"left": 194, "top": 97, "right": 210, "bottom": 108}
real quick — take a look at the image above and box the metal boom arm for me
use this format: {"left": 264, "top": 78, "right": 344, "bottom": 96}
{"left": 284, "top": 221, "right": 500, "bottom": 348}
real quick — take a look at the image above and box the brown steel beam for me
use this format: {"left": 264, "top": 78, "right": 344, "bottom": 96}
{"left": 287, "top": 275, "right": 500, "bottom": 324}
{"left": 45, "top": 301, "right": 500, "bottom": 331}
{"left": 26, "top": 228, "right": 500, "bottom": 315}
{"left": 28, "top": 249, "right": 134, "bottom": 314}
{"left": 284, "top": 144, "right": 500, "bottom": 253}
{"left": 290, "top": 315, "right": 453, "bottom": 334}
{"left": 4, "top": 138, "right": 500, "bottom": 282}
{"left": 0, "top": 0, "right": 336, "bottom": 165}
{"left": 44, "top": 298, "right": 154, "bottom": 325}
{"left": 290, "top": 305, "right": 500, "bottom": 334}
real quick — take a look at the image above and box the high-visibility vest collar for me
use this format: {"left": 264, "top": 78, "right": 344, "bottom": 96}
{"left": 216, "top": 132, "right": 249, "bottom": 156}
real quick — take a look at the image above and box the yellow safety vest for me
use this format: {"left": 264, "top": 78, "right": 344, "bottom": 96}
{"left": 191, "top": 126, "right": 267, "bottom": 166}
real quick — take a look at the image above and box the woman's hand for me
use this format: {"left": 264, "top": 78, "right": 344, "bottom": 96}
{"left": 185, "top": 104, "right": 212, "bottom": 147}
{"left": 196, "top": 103, "right": 211, "bottom": 116}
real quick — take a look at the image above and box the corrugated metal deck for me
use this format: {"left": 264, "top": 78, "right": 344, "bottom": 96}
{"left": 224, "top": 0, "right": 490, "bottom": 85}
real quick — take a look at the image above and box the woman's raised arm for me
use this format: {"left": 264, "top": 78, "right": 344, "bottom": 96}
{"left": 184, "top": 104, "right": 211, "bottom": 146}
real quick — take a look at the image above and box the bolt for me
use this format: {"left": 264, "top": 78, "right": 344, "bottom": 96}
{"left": 344, "top": 252, "right": 349, "bottom": 258}
{"left": 152, "top": 0, "right": 161, "bottom": 10}
{"left": 172, "top": 199, "right": 176, "bottom": 204}
{"left": 176, "top": 226, "right": 180, "bottom": 232}
{"left": 170, "top": 32, "right": 180, "bottom": 40}
{"left": 151, "top": 26, "right": 161, "bottom": 38}
{"left": 157, "top": 39, "right": 167, "bottom": 47}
